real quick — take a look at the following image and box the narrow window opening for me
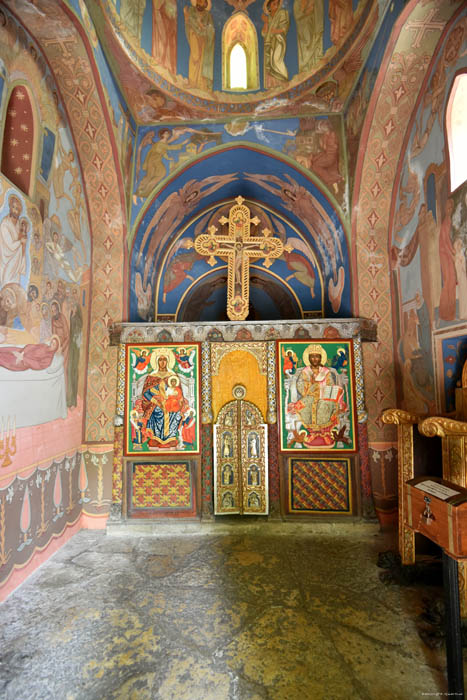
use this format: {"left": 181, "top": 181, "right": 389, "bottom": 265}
{"left": 446, "top": 73, "right": 467, "bottom": 192}
{"left": 222, "top": 12, "right": 259, "bottom": 92}
{"left": 230, "top": 44, "right": 247, "bottom": 90}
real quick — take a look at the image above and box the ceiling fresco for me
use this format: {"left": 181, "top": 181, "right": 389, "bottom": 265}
{"left": 129, "top": 146, "right": 351, "bottom": 322}
{"left": 130, "top": 115, "right": 347, "bottom": 229}
{"left": 87, "top": 0, "right": 382, "bottom": 123}
{"left": 154, "top": 200, "right": 324, "bottom": 322}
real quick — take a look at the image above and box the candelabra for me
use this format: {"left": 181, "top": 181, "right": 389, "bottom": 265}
{"left": 1, "top": 416, "right": 16, "bottom": 468}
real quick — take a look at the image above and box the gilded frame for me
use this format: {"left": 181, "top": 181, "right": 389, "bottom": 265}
{"left": 432, "top": 322, "right": 467, "bottom": 414}
{"left": 277, "top": 339, "right": 357, "bottom": 453}
{"left": 124, "top": 343, "right": 201, "bottom": 456}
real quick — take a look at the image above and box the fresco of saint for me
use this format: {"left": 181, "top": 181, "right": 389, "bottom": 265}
{"left": 0, "top": 194, "right": 27, "bottom": 289}
{"left": 184, "top": 0, "right": 215, "bottom": 92}
{"left": 262, "top": 0, "right": 290, "bottom": 88}
{"left": 134, "top": 128, "right": 189, "bottom": 201}
{"left": 120, "top": 0, "right": 145, "bottom": 40}
{"left": 152, "top": 0, "right": 177, "bottom": 73}
{"left": 328, "top": 0, "right": 353, "bottom": 45}
{"left": 294, "top": 0, "right": 323, "bottom": 73}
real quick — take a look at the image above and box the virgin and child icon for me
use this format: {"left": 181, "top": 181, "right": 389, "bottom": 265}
{"left": 126, "top": 345, "right": 198, "bottom": 454}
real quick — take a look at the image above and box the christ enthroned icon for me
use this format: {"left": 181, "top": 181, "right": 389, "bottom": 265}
{"left": 191, "top": 196, "right": 289, "bottom": 321}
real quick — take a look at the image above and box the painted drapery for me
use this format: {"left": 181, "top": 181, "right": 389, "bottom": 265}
{"left": 125, "top": 344, "right": 200, "bottom": 455}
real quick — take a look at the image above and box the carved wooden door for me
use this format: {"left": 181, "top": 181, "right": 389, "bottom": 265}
{"left": 214, "top": 386, "right": 268, "bottom": 515}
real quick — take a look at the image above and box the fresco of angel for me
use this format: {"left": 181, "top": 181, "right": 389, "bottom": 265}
{"left": 44, "top": 219, "right": 85, "bottom": 283}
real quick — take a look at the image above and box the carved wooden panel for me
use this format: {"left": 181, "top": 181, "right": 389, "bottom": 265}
{"left": 214, "top": 392, "right": 268, "bottom": 515}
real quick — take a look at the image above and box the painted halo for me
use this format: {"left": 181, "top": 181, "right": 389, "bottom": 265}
{"left": 150, "top": 347, "right": 176, "bottom": 371}
{"left": 302, "top": 343, "right": 327, "bottom": 367}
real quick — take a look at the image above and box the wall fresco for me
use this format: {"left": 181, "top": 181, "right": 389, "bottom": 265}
{"left": 131, "top": 115, "right": 347, "bottom": 226}
{"left": 433, "top": 323, "right": 467, "bottom": 415}
{"left": 352, "top": 1, "right": 466, "bottom": 520}
{"left": 70, "top": 0, "right": 137, "bottom": 217}
{"left": 131, "top": 147, "right": 351, "bottom": 323}
{"left": 344, "top": 0, "right": 406, "bottom": 190}
{"left": 5, "top": 0, "right": 128, "bottom": 446}
{"left": 0, "top": 9, "right": 94, "bottom": 599}
{"left": 0, "top": 452, "right": 81, "bottom": 599}
{"left": 390, "top": 19, "right": 467, "bottom": 416}
{"left": 0, "top": 16, "right": 91, "bottom": 445}
{"left": 86, "top": 0, "right": 380, "bottom": 122}
{"left": 80, "top": 448, "right": 113, "bottom": 518}
{"left": 152, "top": 199, "right": 323, "bottom": 322}
{"left": 0, "top": 447, "right": 112, "bottom": 598}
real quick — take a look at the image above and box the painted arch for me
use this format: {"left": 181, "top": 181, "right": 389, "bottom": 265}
{"left": 130, "top": 146, "right": 352, "bottom": 322}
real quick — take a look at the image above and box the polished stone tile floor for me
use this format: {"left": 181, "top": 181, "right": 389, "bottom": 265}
{"left": 0, "top": 525, "right": 462, "bottom": 699}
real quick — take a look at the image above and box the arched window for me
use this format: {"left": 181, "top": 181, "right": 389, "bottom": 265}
{"left": 1, "top": 84, "right": 35, "bottom": 195}
{"left": 222, "top": 12, "right": 259, "bottom": 91}
{"left": 446, "top": 72, "right": 467, "bottom": 192}
{"left": 230, "top": 43, "right": 247, "bottom": 90}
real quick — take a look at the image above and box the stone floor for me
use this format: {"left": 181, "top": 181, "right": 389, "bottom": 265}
{"left": 0, "top": 524, "right": 462, "bottom": 699}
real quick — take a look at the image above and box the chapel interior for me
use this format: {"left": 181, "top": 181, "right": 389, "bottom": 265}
{"left": 0, "top": 0, "right": 466, "bottom": 697}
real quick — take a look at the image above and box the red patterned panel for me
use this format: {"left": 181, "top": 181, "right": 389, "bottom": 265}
{"left": 1, "top": 85, "right": 34, "bottom": 194}
{"left": 130, "top": 462, "right": 194, "bottom": 516}
{"left": 289, "top": 458, "right": 351, "bottom": 513}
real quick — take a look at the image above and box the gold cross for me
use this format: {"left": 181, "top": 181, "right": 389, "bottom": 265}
{"left": 191, "top": 196, "right": 288, "bottom": 321}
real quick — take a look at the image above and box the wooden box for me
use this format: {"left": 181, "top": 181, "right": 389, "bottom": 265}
{"left": 405, "top": 476, "right": 467, "bottom": 559}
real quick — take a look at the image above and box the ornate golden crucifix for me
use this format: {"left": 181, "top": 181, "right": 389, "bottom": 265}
{"left": 191, "top": 196, "right": 289, "bottom": 321}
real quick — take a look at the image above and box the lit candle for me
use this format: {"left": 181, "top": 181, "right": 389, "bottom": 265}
{"left": 13, "top": 415, "right": 16, "bottom": 438}
{"left": 0, "top": 417, "right": 3, "bottom": 441}
{"left": 6, "top": 416, "right": 9, "bottom": 440}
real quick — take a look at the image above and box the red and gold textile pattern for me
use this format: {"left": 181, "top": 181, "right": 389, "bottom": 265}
{"left": 132, "top": 463, "right": 192, "bottom": 509}
{"left": 289, "top": 458, "right": 351, "bottom": 513}
{"left": 1, "top": 85, "right": 34, "bottom": 194}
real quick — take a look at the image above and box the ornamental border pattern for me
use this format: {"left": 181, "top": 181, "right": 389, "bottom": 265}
{"left": 267, "top": 341, "right": 277, "bottom": 424}
{"left": 201, "top": 341, "right": 213, "bottom": 424}
{"left": 352, "top": 2, "right": 460, "bottom": 445}
{"left": 210, "top": 342, "right": 268, "bottom": 376}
